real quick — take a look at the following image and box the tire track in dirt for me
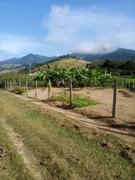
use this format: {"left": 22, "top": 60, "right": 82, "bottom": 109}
{"left": 0, "top": 118, "right": 44, "bottom": 180}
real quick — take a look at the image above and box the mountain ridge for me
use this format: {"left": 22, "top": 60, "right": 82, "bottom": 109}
{"left": 0, "top": 48, "right": 135, "bottom": 65}
{"left": 72, "top": 48, "right": 135, "bottom": 61}
{"left": 0, "top": 54, "right": 55, "bottom": 65}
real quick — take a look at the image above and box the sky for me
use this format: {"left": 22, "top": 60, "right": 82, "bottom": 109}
{"left": 0, "top": 0, "right": 135, "bottom": 60}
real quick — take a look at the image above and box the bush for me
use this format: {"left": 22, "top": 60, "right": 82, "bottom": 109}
{"left": 16, "top": 88, "right": 26, "bottom": 95}
{"left": 0, "top": 82, "right": 5, "bottom": 88}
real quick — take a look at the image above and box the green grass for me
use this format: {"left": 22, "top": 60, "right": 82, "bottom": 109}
{"left": 51, "top": 93, "right": 100, "bottom": 108}
{"left": 116, "top": 76, "right": 135, "bottom": 91}
{"left": 0, "top": 121, "right": 34, "bottom": 180}
{"left": 15, "top": 87, "right": 26, "bottom": 94}
{"left": 0, "top": 66, "right": 25, "bottom": 74}
{"left": 0, "top": 90, "right": 135, "bottom": 179}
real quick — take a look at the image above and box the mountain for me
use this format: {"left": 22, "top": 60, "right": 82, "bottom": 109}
{"left": 72, "top": 48, "right": 135, "bottom": 61}
{"left": 0, "top": 57, "right": 20, "bottom": 64}
{"left": 1, "top": 48, "right": 135, "bottom": 66}
{"left": 0, "top": 54, "right": 54, "bottom": 65}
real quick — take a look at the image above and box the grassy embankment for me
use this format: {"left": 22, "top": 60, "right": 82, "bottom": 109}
{"left": 0, "top": 90, "right": 135, "bottom": 179}
{"left": 0, "top": 121, "right": 34, "bottom": 179}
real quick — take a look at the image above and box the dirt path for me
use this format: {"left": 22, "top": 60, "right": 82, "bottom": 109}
{"left": 15, "top": 94, "right": 135, "bottom": 143}
{"left": 0, "top": 118, "right": 43, "bottom": 180}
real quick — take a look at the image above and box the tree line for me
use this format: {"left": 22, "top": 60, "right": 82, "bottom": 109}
{"left": 87, "top": 59, "right": 135, "bottom": 76}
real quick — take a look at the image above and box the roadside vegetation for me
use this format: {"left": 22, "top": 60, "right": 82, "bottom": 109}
{"left": 0, "top": 90, "right": 135, "bottom": 179}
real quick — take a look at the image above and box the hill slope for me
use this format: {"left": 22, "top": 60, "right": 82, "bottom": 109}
{"left": 72, "top": 48, "right": 135, "bottom": 61}
{"left": 32, "top": 56, "right": 90, "bottom": 72}
{"left": 49, "top": 58, "right": 90, "bottom": 69}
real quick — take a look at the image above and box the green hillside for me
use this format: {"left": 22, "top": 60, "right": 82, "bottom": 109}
{"left": 0, "top": 66, "right": 25, "bottom": 74}
{"left": 32, "top": 55, "right": 90, "bottom": 72}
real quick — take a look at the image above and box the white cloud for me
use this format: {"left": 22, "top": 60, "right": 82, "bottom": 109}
{"left": 72, "top": 42, "right": 117, "bottom": 54}
{"left": 0, "top": 34, "right": 43, "bottom": 57}
{"left": 42, "top": 4, "right": 135, "bottom": 53}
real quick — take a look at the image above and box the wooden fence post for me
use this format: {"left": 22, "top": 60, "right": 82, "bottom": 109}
{"left": 121, "top": 80, "right": 123, "bottom": 88}
{"left": 4, "top": 80, "right": 7, "bottom": 88}
{"left": 8, "top": 81, "right": 10, "bottom": 90}
{"left": 35, "top": 81, "right": 37, "bottom": 99}
{"left": 9, "top": 81, "right": 12, "bottom": 91}
{"left": 19, "top": 80, "right": 21, "bottom": 88}
{"left": 112, "top": 79, "right": 117, "bottom": 118}
{"left": 69, "top": 79, "right": 73, "bottom": 107}
{"left": 26, "top": 81, "right": 28, "bottom": 97}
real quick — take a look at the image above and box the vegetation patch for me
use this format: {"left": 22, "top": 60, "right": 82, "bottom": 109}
{"left": 15, "top": 88, "right": 26, "bottom": 95}
{"left": 119, "top": 90, "right": 132, "bottom": 98}
{"left": 51, "top": 93, "right": 100, "bottom": 108}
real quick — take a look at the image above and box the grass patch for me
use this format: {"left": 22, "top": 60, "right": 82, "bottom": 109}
{"left": 51, "top": 93, "right": 100, "bottom": 108}
{"left": 0, "top": 121, "right": 34, "bottom": 180}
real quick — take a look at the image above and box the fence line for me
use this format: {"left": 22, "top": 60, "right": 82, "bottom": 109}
{"left": 0, "top": 78, "right": 135, "bottom": 93}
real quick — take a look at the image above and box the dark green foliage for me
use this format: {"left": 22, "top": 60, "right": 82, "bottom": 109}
{"left": 34, "top": 67, "right": 113, "bottom": 88}
{"left": 0, "top": 80, "right": 5, "bottom": 88}
{"left": 89, "top": 59, "right": 135, "bottom": 76}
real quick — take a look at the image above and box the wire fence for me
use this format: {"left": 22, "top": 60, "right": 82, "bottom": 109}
{"left": 0, "top": 78, "right": 134, "bottom": 119}
{"left": 0, "top": 78, "right": 135, "bottom": 92}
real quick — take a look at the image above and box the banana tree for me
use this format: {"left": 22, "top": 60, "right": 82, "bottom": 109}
{"left": 34, "top": 70, "right": 52, "bottom": 100}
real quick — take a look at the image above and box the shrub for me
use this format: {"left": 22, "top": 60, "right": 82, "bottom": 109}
{"left": 16, "top": 88, "right": 26, "bottom": 95}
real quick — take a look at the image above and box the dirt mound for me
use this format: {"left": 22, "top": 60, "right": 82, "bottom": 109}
{"left": 65, "top": 88, "right": 82, "bottom": 91}
{"left": 119, "top": 90, "right": 132, "bottom": 98}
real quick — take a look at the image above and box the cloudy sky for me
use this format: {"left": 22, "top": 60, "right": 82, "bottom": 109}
{"left": 0, "top": 0, "right": 135, "bottom": 60}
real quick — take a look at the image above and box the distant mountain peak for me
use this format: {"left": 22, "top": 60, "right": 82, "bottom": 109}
{"left": 0, "top": 54, "right": 54, "bottom": 65}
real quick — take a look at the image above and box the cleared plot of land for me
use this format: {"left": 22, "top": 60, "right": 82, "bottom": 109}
{"left": 73, "top": 88, "right": 135, "bottom": 123}
{"left": 27, "top": 87, "right": 135, "bottom": 125}
{"left": 0, "top": 90, "right": 135, "bottom": 179}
